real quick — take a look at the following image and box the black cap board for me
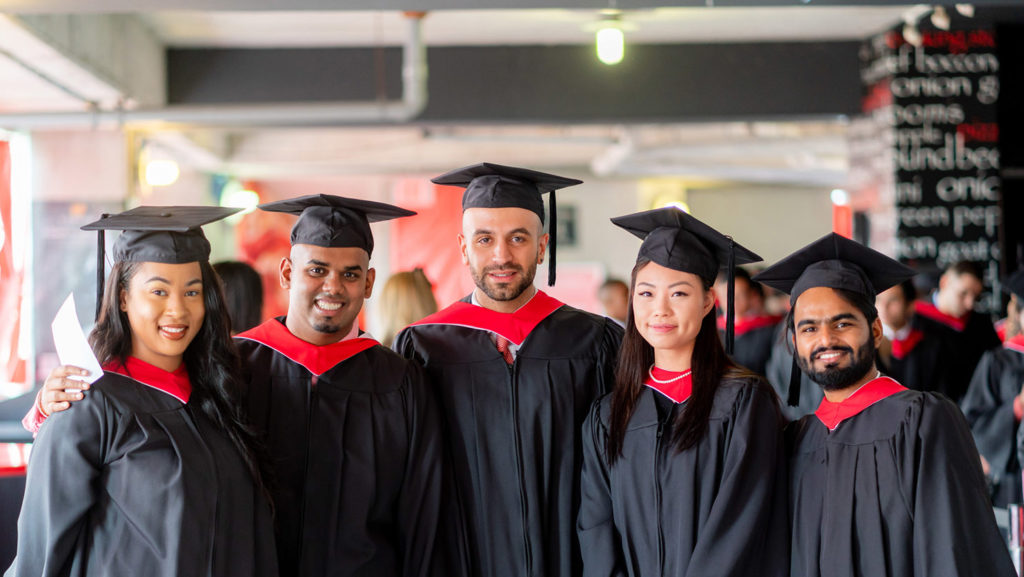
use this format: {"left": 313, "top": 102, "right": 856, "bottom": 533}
{"left": 258, "top": 194, "right": 416, "bottom": 255}
{"left": 754, "top": 232, "right": 915, "bottom": 304}
{"left": 81, "top": 205, "right": 242, "bottom": 319}
{"left": 431, "top": 162, "right": 583, "bottom": 286}
{"left": 1005, "top": 269, "right": 1024, "bottom": 301}
{"left": 611, "top": 206, "right": 762, "bottom": 355}
{"left": 753, "top": 232, "right": 915, "bottom": 406}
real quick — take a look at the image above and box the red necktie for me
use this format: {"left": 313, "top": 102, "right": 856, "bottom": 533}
{"left": 496, "top": 335, "right": 514, "bottom": 365}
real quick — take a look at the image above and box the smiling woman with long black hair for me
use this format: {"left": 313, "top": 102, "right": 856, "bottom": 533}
{"left": 577, "top": 207, "right": 788, "bottom": 577}
{"left": 6, "top": 207, "right": 276, "bottom": 577}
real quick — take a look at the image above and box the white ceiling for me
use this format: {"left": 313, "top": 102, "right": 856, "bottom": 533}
{"left": 141, "top": 6, "right": 910, "bottom": 48}
{"left": 0, "top": 3, "right": 949, "bottom": 187}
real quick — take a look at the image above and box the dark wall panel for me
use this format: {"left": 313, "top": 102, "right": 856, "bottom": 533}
{"left": 168, "top": 42, "right": 862, "bottom": 122}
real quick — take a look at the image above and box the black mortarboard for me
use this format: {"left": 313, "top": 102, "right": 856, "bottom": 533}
{"left": 1005, "top": 269, "right": 1024, "bottom": 301}
{"left": 753, "top": 232, "right": 915, "bottom": 406}
{"left": 257, "top": 194, "right": 415, "bottom": 255}
{"left": 431, "top": 162, "right": 583, "bottom": 286}
{"left": 81, "top": 205, "right": 242, "bottom": 319}
{"left": 611, "top": 206, "right": 762, "bottom": 355}
{"left": 754, "top": 233, "right": 915, "bottom": 304}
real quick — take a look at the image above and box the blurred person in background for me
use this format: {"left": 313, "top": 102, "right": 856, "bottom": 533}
{"left": 874, "top": 279, "right": 950, "bottom": 394}
{"left": 714, "top": 267, "right": 780, "bottom": 377}
{"left": 213, "top": 260, "right": 265, "bottom": 334}
{"left": 376, "top": 268, "right": 438, "bottom": 348}
{"left": 597, "top": 278, "right": 629, "bottom": 327}
{"left": 961, "top": 270, "right": 1024, "bottom": 507}
{"left": 913, "top": 260, "right": 1000, "bottom": 402}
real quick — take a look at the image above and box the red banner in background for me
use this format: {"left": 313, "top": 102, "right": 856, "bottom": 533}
{"left": 0, "top": 141, "right": 26, "bottom": 391}
{"left": 235, "top": 207, "right": 292, "bottom": 321}
{"left": 391, "top": 179, "right": 474, "bottom": 309}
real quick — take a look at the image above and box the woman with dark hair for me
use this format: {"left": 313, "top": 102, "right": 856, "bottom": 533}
{"left": 577, "top": 207, "right": 788, "bottom": 577}
{"left": 6, "top": 207, "right": 276, "bottom": 577}
{"left": 213, "top": 260, "right": 265, "bottom": 334}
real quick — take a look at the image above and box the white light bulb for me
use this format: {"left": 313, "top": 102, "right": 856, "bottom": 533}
{"left": 831, "top": 189, "right": 850, "bottom": 206}
{"left": 596, "top": 26, "right": 624, "bottom": 66}
{"left": 144, "top": 160, "right": 180, "bottom": 187}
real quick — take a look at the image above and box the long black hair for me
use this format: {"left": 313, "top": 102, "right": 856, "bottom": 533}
{"left": 607, "top": 257, "right": 759, "bottom": 462}
{"left": 212, "top": 260, "right": 264, "bottom": 334}
{"left": 89, "top": 260, "right": 267, "bottom": 496}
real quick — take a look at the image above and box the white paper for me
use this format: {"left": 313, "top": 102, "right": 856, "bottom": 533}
{"left": 51, "top": 293, "right": 103, "bottom": 386}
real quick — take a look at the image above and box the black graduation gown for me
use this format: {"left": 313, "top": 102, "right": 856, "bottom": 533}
{"left": 236, "top": 318, "right": 442, "bottom": 577}
{"left": 882, "top": 329, "right": 950, "bottom": 393}
{"left": 6, "top": 369, "right": 277, "bottom": 577}
{"left": 960, "top": 342, "right": 1024, "bottom": 506}
{"left": 912, "top": 302, "right": 1000, "bottom": 402}
{"left": 577, "top": 379, "right": 789, "bottom": 577}
{"left": 720, "top": 316, "right": 781, "bottom": 377}
{"left": 788, "top": 387, "right": 1015, "bottom": 577}
{"left": 394, "top": 293, "right": 623, "bottom": 577}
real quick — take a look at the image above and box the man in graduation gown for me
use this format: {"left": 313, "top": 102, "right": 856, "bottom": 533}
{"left": 715, "top": 267, "right": 781, "bottom": 376}
{"left": 27, "top": 196, "right": 443, "bottom": 577}
{"left": 874, "top": 279, "right": 951, "bottom": 393}
{"left": 755, "top": 233, "right": 1015, "bottom": 577}
{"left": 393, "top": 163, "right": 623, "bottom": 577}
{"left": 961, "top": 270, "right": 1024, "bottom": 507}
{"left": 913, "top": 260, "right": 1001, "bottom": 401}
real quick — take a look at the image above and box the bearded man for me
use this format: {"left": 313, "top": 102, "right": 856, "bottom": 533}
{"left": 394, "top": 163, "right": 622, "bottom": 577}
{"left": 754, "top": 233, "right": 1014, "bottom": 577}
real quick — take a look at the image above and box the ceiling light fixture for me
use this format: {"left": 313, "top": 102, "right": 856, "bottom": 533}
{"left": 596, "top": 13, "right": 625, "bottom": 66}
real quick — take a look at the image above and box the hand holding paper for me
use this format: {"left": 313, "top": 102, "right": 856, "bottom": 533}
{"left": 51, "top": 293, "right": 104, "bottom": 387}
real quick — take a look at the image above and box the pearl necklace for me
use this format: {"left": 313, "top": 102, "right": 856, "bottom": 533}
{"left": 648, "top": 365, "right": 692, "bottom": 384}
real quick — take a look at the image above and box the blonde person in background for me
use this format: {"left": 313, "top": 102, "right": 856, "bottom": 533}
{"left": 376, "top": 268, "right": 439, "bottom": 347}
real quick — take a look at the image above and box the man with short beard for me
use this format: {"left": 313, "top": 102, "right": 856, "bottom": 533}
{"left": 394, "top": 163, "right": 623, "bottom": 577}
{"left": 755, "top": 233, "right": 1014, "bottom": 577}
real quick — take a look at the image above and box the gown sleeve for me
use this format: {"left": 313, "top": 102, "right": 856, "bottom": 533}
{"left": 911, "top": 394, "right": 1017, "bottom": 577}
{"left": 396, "top": 362, "right": 444, "bottom": 577}
{"left": 685, "top": 383, "right": 788, "bottom": 577}
{"left": 20, "top": 392, "right": 46, "bottom": 436}
{"left": 576, "top": 400, "right": 627, "bottom": 577}
{"left": 960, "top": 351, "right": 1016, "bottom": 479}
{"left": 7, "top": 388, "right": 111, "bottom": 577}
{"left": 596, "top": 323, "right": 624, "bottom": 397}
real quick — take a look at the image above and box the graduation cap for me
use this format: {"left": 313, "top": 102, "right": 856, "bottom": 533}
{"left": 611, "top": 206, "right": 762, "bottom": 355}
{"left": 1004, "top": 269, "right": 1024, "bottom": 301}
{"left": 81, "top": 205, "right": 242, "bottom": 320}
{"left": 431, "top": 162, "right": 583, "bottom": 286}
{"left": 258, "top": 194, "right": 416, "bottom": 255}
{"left": 753, "top": 232, "right": 916, "bottom": 405}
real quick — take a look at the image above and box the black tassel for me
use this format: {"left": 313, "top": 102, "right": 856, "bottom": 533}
{"left": 547, "top": 190, "right": 557, "bottom": 286}
{"left": 788, "top": 354, "right": 802, "bottom": 407}
{"left": 95, "top": 214, "right": 109, "bottom": 321}
{"left": 725, "top": 238, "right": 736, "bottom": 356}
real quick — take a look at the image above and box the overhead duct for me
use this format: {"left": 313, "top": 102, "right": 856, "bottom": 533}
{"left": 0, "top": 12, "right": 428, "bottom": 130}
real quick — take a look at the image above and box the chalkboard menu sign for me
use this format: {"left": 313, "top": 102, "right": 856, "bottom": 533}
{"left": 860, "top": 25, "right": 1002, "bottom": 312}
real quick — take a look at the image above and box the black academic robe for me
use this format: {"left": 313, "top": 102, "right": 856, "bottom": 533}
{"left": 912, "top": 301, "right": 1000, "bottom": 402}
{"left": 236, "top": 318, "right": 442, "bottom": 577}
{"left": 577, "top": 378, "right": 788, "bottom": 577}
{"left": 789, "top": 385, "right": 1015, "bottom": 577}
{"left": 720, "top": 315, "right": 781, "bottom": 377}
{"left": 394, "top": 292, "right": 623, "bottom": 577}
{"left": 883, "top": 328, "right": 950, "bottom": 393}
{"left": 6, "top": 369, "right": 276, "bottom": 577}
{"left": 960, "top": 339, "right": 1024, "bottom": 506}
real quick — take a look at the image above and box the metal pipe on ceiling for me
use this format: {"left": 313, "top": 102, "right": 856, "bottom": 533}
{"left": 0, "top": 12, "right": 428, "bottom": 130}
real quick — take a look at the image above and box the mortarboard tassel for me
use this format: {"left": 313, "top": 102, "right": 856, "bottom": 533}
{"left": 95, "top": 214, "right": 109, "bottom": 321}
{"left": 548, "top": 190, "right": 557, "bottom": 286}
{"left": 788, "top": 354, "right": 802, "bottom": 407}
{"left": 725, "top": 238, "right": 736, "bottom": 356}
